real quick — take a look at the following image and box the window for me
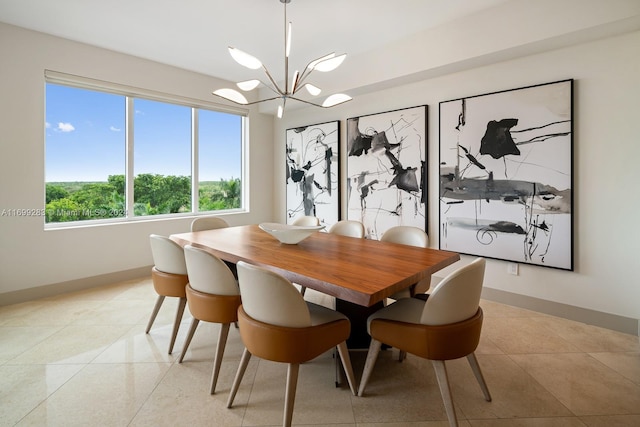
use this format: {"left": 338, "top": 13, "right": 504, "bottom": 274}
{"left": 133, "top": 98, "right": 192, "bottom": 216}
{"left": 44, "top": 73, "right": 245, "bottom": 226}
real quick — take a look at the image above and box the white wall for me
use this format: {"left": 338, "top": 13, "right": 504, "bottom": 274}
{"left": 0, "top": 23, "right": 274, "bottom": 297}
{"left": 273, "top": 30, "right": 640, "bottom": 324}
{"left": 1, "top": 18, "right": 639, "bottom": 332}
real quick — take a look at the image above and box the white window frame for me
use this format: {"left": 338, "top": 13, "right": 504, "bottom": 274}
{"left": 44, "top": 70, "right": 249, "bottom": 229}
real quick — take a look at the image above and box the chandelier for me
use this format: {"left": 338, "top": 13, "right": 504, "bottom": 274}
{"left": 212, "top": 0, "right": 352, "bottom": 118}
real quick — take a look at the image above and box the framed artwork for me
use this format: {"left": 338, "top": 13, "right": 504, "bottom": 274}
{"left": 346, "top": 105, "right": 427, "bottom": 240}
{"left": 286, "top": 120, "right": 340, "bottom": 228}
{"left": 439, "top": 79, "right": 573, "bottom": 270}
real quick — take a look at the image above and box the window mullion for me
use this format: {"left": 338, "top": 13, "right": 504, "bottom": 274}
{"left": 126, "top": 97, "right": 134, "bottom": 219}
{"left": 192, "top": 108, "right": 199, "bottom": 213}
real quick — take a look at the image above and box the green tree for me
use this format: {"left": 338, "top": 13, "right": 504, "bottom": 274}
{"left": 46, "top": 198, "right": 90, "bottom": 222}
{"left": 46, "top": 184, "right": 69, "bottom": 203}
{"left": 70, "top": 183, "right": 116, "bottom": 207}
{"left": 221, "top": 177, "right": 241, "bottom": 208}
{"left": 162, "top": 175, "right": 191, "bottom": 213}
{"left": 108, "top": 174, "right": 125, "bottom": 196}
{"left": 134, "top": 174, "right": 191, "bottom": 215}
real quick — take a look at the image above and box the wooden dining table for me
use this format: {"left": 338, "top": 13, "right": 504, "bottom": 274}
{"left": 170, "top": 224, "right": 460, "bottom": 307}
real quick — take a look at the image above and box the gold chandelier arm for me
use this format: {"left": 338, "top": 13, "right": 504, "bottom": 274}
{"left": 244, "top": 96, "right": 282, "bottom": 106}
{"left": 292, "top": 69, "right": 315, "bottom": 94}
{"left": 293, "top": 51, "right": 337, "bottom": 94}
{"left": 212, "top": 90, "right": 281, "bottom": 106}
{"left": 291, "top": 93, "right": 351, "bottom": 108}
{"left": 262, "top": 65, "right": 285, "bottom": 96}
{"left": 288, "top": 96, "right": 324, "bottom": 108}
{"left": 291, "top": 73, "right": 307, "bottom": 95}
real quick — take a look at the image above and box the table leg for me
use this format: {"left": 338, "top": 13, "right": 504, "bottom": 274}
{"left": 335, "top": 299, "right": 384, "bottom": 349}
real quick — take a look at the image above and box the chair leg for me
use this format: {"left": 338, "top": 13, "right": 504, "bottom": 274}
{"left": 336, "top": 342, "right": 357, "bottom": 395}
{"left": 431, "top": 360, "right": 458, "bottom": 427}
{"left": 210, "top": 323, "right": 231, "bottom": 394}
{"left": 227, "top": 348, "right": 251, "bottom": 408}
{"left": 467, "top": 353, "right": 492, "bottom": 402}
{"left": 357, "top": 338, "right": 382, "bottom": 396}
{"left": 284, "top": 363, "right": 300, "bottom": 427}
{"left": 145, "top": 295, "right": 165, "bottom": 333}
{"left": 178, "top": 318, "right": 200, "bottom": 363}
{"left": 168, "top": 297, "right": 187, "bottom": 355}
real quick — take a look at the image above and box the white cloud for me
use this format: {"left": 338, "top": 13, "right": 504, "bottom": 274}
{"left": 45, "top": 122, "right": 51, "bottom": 129}
{"left": 110, "top": 126, "right": 121, "bottom": 132}
{"left": 57, "top": 122, "right": 75, "bottom": 132}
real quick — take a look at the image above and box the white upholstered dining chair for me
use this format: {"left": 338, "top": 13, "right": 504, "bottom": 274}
{"left": 146, "top": 234, "right": 189, "bottom": 354}
{"left": 291, "top": 215, "right": 320, "bottom": 226}
{"left": 291, "top": 215, "right": 321, "bottom": 296}
{"left": 227, "top": 261, "right": 357, "bottom": 427}
{"left": 381, "top": 225, "right": 430, "bottom": 299}
{"left": 328, "top": 220, "right": 364, "bottom": 238}
{"left": 357, "top": 258, "right": 491, "bottom": 427}
{"left": 178, "top": 245, "right": 241, "bottom": 394}
{"left": 190, "top": 216, "right": 229, "bottom": 231}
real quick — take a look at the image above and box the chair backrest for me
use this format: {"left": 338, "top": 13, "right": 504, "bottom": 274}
{"left": 149, "top": 234, "right": 187, "bottom": 275}
{"left": 421, "top": 258, "right": 485, "bottom": 326}
{"left": 184, "top": 245, "right": 239, "bottom": 295}
{"left": 236, "top": 261, "right": 311, "bottom": 328}
{"left": 291, "top": 215, "right": 320, "bottom": 226}
{"left": 380, "top": 225, "right": 428, "bottom": 248}
{"left": 328, "top": 220, "right": 364, "bottom": 238}
{"left": 190, "top": 216, "right": 229, "bottom": 232}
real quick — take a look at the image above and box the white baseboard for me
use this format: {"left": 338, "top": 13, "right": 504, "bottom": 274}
{"left": 0, "top": 266, "right": 152, "bottom": 306}
{"left": 2, "top": 268, "right": 638, "bottom": 337}
{"left": 481, "top": 287, "right": 639, "bottom": 336}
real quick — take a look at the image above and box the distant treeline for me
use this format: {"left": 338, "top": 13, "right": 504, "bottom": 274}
{"left": 45, "top": 174, "right": 240, "bottom": 223}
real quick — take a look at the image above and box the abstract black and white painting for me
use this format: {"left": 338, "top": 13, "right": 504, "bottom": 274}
{"left": 286, "top": 120, "right": 340, "bottom": 228}
{"left": 346, "top": 106, "right": 427, "bottom": 240}
{"left": 439, "top": 79, "right": 573, "bottom": 270}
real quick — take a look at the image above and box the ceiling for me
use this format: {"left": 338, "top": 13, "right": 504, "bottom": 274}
{"left": 0, "top": 0, "right": 510, "bottom": 84}
{"left": 2, "top": 0, "right": 639, "bottom": 115}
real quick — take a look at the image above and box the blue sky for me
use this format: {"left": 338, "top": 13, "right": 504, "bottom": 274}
{"left": 45, "top": 84, "right": 242, "bottom": 182}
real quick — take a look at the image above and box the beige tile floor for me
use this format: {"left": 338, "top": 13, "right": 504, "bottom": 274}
{"left": 1, "top": 277, "right": 639, "bottom": 426}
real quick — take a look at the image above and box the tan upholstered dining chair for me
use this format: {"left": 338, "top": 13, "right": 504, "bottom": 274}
{"left": 379, "top": 225, "right": 430, "bottom": 361}
{"left": 291, "top": 215, "right": 320, "bottom": 226}
{"left": 227, "top": 261, "right": 357, "bottom": 427}
{"left": 291, "top": 215, "right": 320, "bottom": 296}
{"left": 358, "top": 258, "right": 491, "bottom": 427}
{"left": 178, "top": 245, "right": 241, "bottom": 394}
{"left": 190, "top": 216, "right": 229, "bottom": 232}
{"left": 328, "top": 219, "right": 364, "bottom": 238}
{"left": 380, "top": 225, "right": 430, "bottom": 300}
{"left": 146, "top": 234, "right": 189, "bottom": 354}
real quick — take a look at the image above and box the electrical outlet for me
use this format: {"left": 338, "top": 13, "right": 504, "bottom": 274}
{"left": 508, "top": 263, "right": 519, "bottom": 275}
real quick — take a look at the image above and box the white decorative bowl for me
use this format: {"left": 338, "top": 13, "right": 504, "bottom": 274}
{"left": 259, "top": 222, "right": 325, "bottom": 244}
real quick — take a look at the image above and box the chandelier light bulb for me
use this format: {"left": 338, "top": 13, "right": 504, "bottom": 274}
{"left": 236, "top": 80, "right": 261, "bottom": 91}
{"left": 228, "top": 47, "right": 262, "bottom": 70}
{"left": 314, "top": 53, "right": 346, "bottom": 72}
{"left": 212, "top": 88, "right": 249, "bottom": 105}
{"left": 308, "top": 53, "right": 335, "bottom": 71}
{"left": 322, "top": 93, "right": 352, "bottom": 108}
{"left": 304, "top": 84, "right": 321, "bottom": 96}
{"left": 286, "top": 22, "right": 292, "bottom": 58}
